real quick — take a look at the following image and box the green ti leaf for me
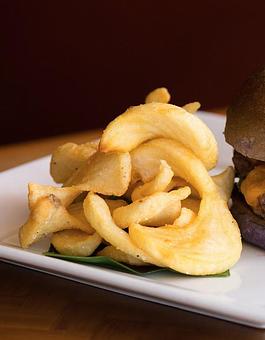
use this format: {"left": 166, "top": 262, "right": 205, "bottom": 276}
{"left": 44, "top": 251, "right": 230, "bottom": 277}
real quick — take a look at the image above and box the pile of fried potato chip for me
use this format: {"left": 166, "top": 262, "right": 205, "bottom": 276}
{"left": 19, "top": 88, "right": 242, "bottom": 275}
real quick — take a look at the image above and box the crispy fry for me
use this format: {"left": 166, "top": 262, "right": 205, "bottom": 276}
{"left": 113, "top": 188, "right": 190, "bottom": 228}
{"left": 181, "top": 198, "right": 201, "bottom": 214}
{"left": 128, "top": 139, "right": 242, "bottom": 275}
{"left": 173, "top": 208, "right": 196, "bottom": 227}
{"left": 83, "top": 192, "right": 163, "bottom": 266}
{"left": 131, "top": 138, "right": 216, "bottom": 196}
{"left": 100, "top": 103, "right": 218, "bottom": 170}
{"left": 50, "top": 140, "right": 99, "bottom": 183}
{"left": 104, "top": 198, "right": 128, "bottom": 214}
{"left": 28, "top": 183, "right": 81, "bottom": 209}
{"left": 145, "top": 87, "right": 170, "bottom": 104}
{"left": 20, "top": 195, "right": 93, "bottom": 248}
{"left": 131, "top": 160, "right": 174, "bottom": 201}
{"left": 182, "top": 102, "right": 201, "bottom": 113}
{"left": 51, "top": 230, "right": 101, "bottom": 256}
{"left": 212, "top": 166, "right": 235, "bottom": 202}
{"left": 64, "top": 151, "right": 131, "bottom": 196}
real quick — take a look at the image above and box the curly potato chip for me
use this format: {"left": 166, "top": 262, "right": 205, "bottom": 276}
{"left": 100, "top": 103, "right": 218, "bottom": 170}
{"left": 173, "top": 208, "right": 196, "bottom": 227}
{"left": 67, "top": 202, "right": 95, "bottom": 234}
{"left": 104, "top": 198, "right": 128, "bottom": 214}
{"left": 129, "top": 194, "right": 241, "bottom": 275}
{"left": 131, "top": 160, "right": 174, "bottom": 201}
{"left": 182, "top": 102, "right": 201, "bottom": 114}
{"left": 28, "top": 183, "right": 81, "bottom": 209}
{"left": 50, "top": 140, "right": 99, "bottom": 183}
{"left": 51, "top": 229, "right": 101, "bottom": 256}
{"left": 97, "top": 245, "right": 147, "bottom": 266}
{"left": 128, "top": 140, "right": 241, "bottom": 275}
{"left": 83, "top": 192, "right": 163, "bottom": 266}
{"left": 131, "top": 138, "right": 216, "bottom": 196}
{"left": 113, "top": 188, "right": 190, "bottom": 228}
{"left": 166, "top": 167, "right": 234, "bottom": 201}
{"left": 181, "top": 198, "right": 201, "bottom": 214}
{"left": 212, "top": 166, "right": 235, "bottom": 202}
{"left": 164, "top": 177, "right": 200, "bottom": 198}
{"left": 19, "top": 195, "right": 93, "bottom": 248}
{"left": 64, "top": 151, "right": 131, "bottom": 196}
{"left": 145, "top": 87, "right": 170, "bottom": 104}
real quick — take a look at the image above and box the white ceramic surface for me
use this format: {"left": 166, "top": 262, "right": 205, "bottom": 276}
{"left": 1, "top": 112, "right": 265, "bottom": 328}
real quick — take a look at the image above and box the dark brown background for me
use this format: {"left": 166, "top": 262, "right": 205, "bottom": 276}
{"left": 1, "top": 0, "right": 265, "bottom": 145}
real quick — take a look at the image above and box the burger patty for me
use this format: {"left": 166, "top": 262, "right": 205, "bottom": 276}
{"left": 233, "top": 150, "right": 265, "bottom": 179}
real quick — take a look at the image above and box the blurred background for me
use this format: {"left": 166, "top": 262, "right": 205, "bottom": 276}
{"left": 1, "top": 0, "right": 265, "bottom": 145}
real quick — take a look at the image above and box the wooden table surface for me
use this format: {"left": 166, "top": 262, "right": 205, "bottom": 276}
{"left": 1, "top": 110, "right": 265, "bottom": 339}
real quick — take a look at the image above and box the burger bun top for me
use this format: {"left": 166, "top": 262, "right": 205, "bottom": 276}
{"left": 225, "top": 66, "right": 265, "bottom": 161}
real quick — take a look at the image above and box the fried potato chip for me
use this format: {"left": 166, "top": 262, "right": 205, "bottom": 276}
{"left": 50, "top": 140, "right": 99, "bottom": 183}
{"left": 131, "top": 160, "right": 174, "bottom": 201}
{"left": 51, "top": 229, "right": 102, "bottom": 256}
{"left": 165, "top": 177, "right": 200, "bottom": 198}
{"left": 129, "top": 194, "right": 241, "bottom": 275}
{"left": 68, "top": 199, "right": 127, "bottom": 221}
{"left": 104, "top": 199, "right": 128, "bottom": 214}
{"left": 123, "top": 180, "right": 142, "bottom": 201}
{"left": 173, "top": 208, "right": 196, "bottom": 227}
{"left": 64, "top": 151, "right": 131, "bottom": 196}
{"left": 165, "top": 167, "right": 235, "bottom": 201}
{"left": 100, "top": 103, "right": 218, "bottom": 170}
{"left": 20, "top": 195, "right": 93, "bottom": 248}
{"left": 181, "top": 197, "right": 201, "bottom": 214}
{"left": 145, "top": 87, "right": 170, "bottom": 104}
{"left": 97, "top": 245, "right": 147, "bottom": 266}
{"left": 67, "top": 202, "right": 95, "bottom": 234}
{"left": 212, "top": 166, "right": 235, "bottom": 202}
{"left": 128, "top": 141, "right": 242, "bottom": 275}
{"left": 113, "top": 188, "right": 190, "bottom": 228}
{"left": 182, "top": 102, "right": 201, "bottom": 114}
{"left": 28, "top": 183, "right": 81, "bottom": 209}
{"left": 131, "top": 138, "right": 216, "bottom": 196}
{"left": 83, "top": 192, "right": 163, "bottom": 266}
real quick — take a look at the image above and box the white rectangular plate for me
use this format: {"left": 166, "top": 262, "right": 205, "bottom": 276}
{"left": 1, "top": 112, "right": 265, "bottom": 328}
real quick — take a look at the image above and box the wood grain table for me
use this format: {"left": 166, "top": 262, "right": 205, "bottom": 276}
{"left": 1, "top": 111, "right": 265, "bottom": 340}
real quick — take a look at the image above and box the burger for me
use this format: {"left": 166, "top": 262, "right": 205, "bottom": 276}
{"left": 224, "top": 66, "right": 265, "bottom": 249}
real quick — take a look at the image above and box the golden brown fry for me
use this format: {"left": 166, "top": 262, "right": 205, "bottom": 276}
{"left": 165, "top": 177, "right": 200, "bottom": 198}
{"left": 131, "top": 160, "right": 174, "bottom": 201}
{"left": 67, "top": 202, "right": 95, "bottom": 234}
{"left": 173, "top": 208, "right": 196, "bottom": 227}
{"left": 212, "top": 166, "right": 235, "bottom": 202}
{"left": 113, "top": 188, "right": 190, "bottom": 228}
{"left": 50, "top": 140, "right": 99, "bottom": 183}
{"left": 128, "top": 139, "right": 242, "bottom": 275}
{"left": 131, "top": 138, "right": 216, "bottom": 195}
{"left": 104, "top": 199, "right": 128, "bottom": 214}
{"left": 64, "top": 151, "right": 131, "bottom": 196}
{"left": 181, "top": 197, "right": 201, "bottom": 214}
{"left": 100, "top": 103, "right": 218, "bottom": 170}
{"left": 145, "top": 87, "right": 170, "bottom": 104}
{"left": 182, "top": 102, "right": 201, "bottom": 113}
{"left": 83, "top": 192, "right": 163, "bottom": 266}
{"left": 28, "top": 183, "right": 81, "bottom": 209}
{"left": 51, "top": 229, "right": 102, "bottom": 256}
{"left": 19, "top": 195, "right": 93, "bottom": 248}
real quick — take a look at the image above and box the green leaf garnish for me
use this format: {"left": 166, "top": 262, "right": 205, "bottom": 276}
{"left": 44, "top": 251, "right": 230, "bottom": 277}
